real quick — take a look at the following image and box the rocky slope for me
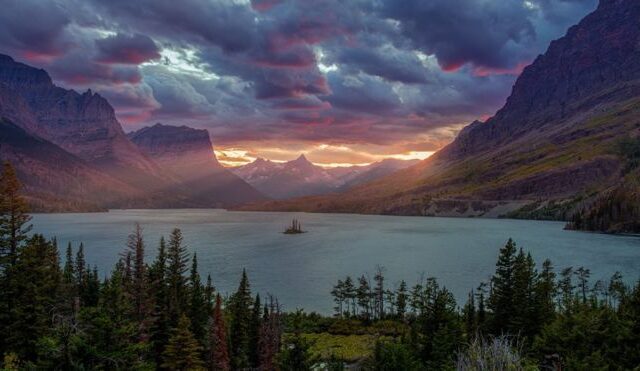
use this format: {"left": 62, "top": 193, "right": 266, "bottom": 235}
{"left": 239, "top": 0, "right": 640, "bottom": 232}
{"left": 0, "top": 117, "right": 141, "bottom": 211}
{"left": 129, "top": 124, "right": 265, "bottom": 207}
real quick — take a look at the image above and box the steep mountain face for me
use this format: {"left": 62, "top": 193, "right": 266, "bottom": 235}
{"left": 0, "top": 54, "right": 166, "bottom": 188}
{"left": 129, "top": 124, "right": 265, "bottom": 207}
{"left": 240, "top": 0, "right": 640, "bottom": 231}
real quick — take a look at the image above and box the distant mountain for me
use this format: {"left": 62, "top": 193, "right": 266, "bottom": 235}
{"left": 231, "top": 155, "right": 338, "bottom": 199}
{"left": 239, "top": 0, "right": 640, "bottom": 232}
{"left": 129, "top": 124, "right": 265, "bottom": 207}
{"left": 231, "top": 155, "right": 419, "bottom": 199}
{"left": 330, "top": 158, "right": 420, "bottom": 191}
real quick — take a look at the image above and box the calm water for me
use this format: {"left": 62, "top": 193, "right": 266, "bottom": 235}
{"left": 31, "top": 209, "right": 640, "bottom": 314}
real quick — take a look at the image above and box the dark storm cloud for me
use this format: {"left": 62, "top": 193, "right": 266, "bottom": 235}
{"left": 0, "top": 0, "right": 600, "bottom": 149}
{"left": 95, "top": 33, "right": 161, "bottom": 64}
{"left": 0, "top": 0, "right": 71, "bottom": 59}
{"left": 376, "top": 0, "right": 536, "bottom": 70}
{"left": 87, "top": 0, "right": 257, "bottom": 53}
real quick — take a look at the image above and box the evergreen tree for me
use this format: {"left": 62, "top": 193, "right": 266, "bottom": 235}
{"left": 148, "top": 236, "right": 170, "bottom": 366}
{"left": 0, "top": 162, "right": 32, "bottom": 265}
{"left": 463, "top": 290, "right": 477, "bottom": 338}
{"left": 6, "top": 235, "right": 62, "bottom": 360}
{"left": 167, "top": 228, "right": 189, "bottom": 322}
{"left": 277, "top": 310, "right": 314, "bottom": 371}
{"left": 343, "top": 276, "right": 356, "bottom": 317}
{"left": 249, "top": 293, "right": 262, "bottom": 367}
{"left": 396, "top": 280, "right": 408, "bottom": 320}
{"left": 373, "top": 265, "right": 385, "bottom": 320}
{"left": 357, "top": 274, "right": 372, "bottom": 321}
{"left": 162, "top": 314, "right": 205, "bottom": 371}
{"left": 258, "top": 296, "right": 282, "bottom": 371}
{"left": 488, "top": 238, "right": 517, "bottom": 334}
{"left": 208, "top": 295, "right": 230, "bottom": 371}
{"left": 512, "top": 249, "right": 538, "bottom": 338}
{"left": 229, "top": 269, "right": 253, "bottom": 369}
{"left": 189, "top": 253, "right": 209, "bottom": 347}
{"left": 124, "top": 224, "right": 150, "bottom": 343}
{"left": 574, "top": 266, "right": 591, "bottom": 304}
{"left": 535, "top": 259, "right": 557, "bottom": 327}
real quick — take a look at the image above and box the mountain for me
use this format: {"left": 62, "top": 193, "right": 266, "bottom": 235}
{"left": 0, "top": 54, "right": 168, "bottom": 190}
{"left": 239, "top": 0, "right": 640, "bottom": 232}
{"left": 129, "top": 123, "right": 265, "bottom": 206}
{"left": 0, "top": 117, "right": 142, "bottom": 211}
{"left": 0, "top": 55, "right": 263, "bottom": 210}
{"left": 231, "top": 155, "right": 338, "bottom": 199}
{"left": 329, "top": 158, "right": 420, "bottom": 191}
{"left": 231, "top": 155, "right": 419, "bottom": 199}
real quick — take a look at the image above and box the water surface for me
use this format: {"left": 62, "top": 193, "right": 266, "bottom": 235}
{"left": 31, "top": 209, "right": 640, "bottom": 314}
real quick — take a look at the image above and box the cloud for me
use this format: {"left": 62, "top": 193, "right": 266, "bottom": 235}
{"left": 95, "top": 33, "right": 161, "bottom": 64}
{"left": 0, "top": 0, "right": 71, "bottom": 60}
{"left": 0, "top": 0, "right": 600, "bottom": 164}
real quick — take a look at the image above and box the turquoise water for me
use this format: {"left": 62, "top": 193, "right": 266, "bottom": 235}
{"left": 31, "top": 209, "right": 640, "bottom": 314}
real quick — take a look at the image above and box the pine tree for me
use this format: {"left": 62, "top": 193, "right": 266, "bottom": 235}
{"left": 249, "top": 293, "right": 262, "bottom": 367}
{"left": 75, "top": 243, "right": 86, "bottom": 306}
{"left": 124, "top": 224, "right": 150, "bottom": 342}
{"left": 162, "top": 314, "right": 205, "bottom": 370}
{"left": 208, "top": 295, "right": 230, "bottom": 371}
{"left": 189, "top": 253, "right": 208, "bottom": 347}
{"left": 574, "top": 266, "right": 591, "bottom": 304}
{"left": 6, "top": 235, "right": 62, "bottom": 360}
{"left": 373, "top": 265, "right": 385, "bottom": 320}
{"left": 535, "top": 259, "right": 557, "bottom": 328}
{"left": 463, "top": 290, "right": 477, "bottom": 338}
{"left": 0, "top": 162, "right": 32, "bottom": 265}
{"left": 277, "top": 310, "right": 314, "bottom": 371}
{"left": 488, "top": 238, "right": 517, "bottom": 334}
{"left": 149, "top": 236, "right": 170, "bottom": 366}
{"left": 258, "top": 296, "right": 282, "bottom": 371}
{"left": 396, "top": 280, "right": 408, "bottom": 320}
{"left": 357, "top": 274, "right": 372, "bottom": 322}
{"left": 229, "top": 269, "right": 253, "bottom": 369}
{"left": 167, "top": 228, "right": 189, "bottom": 323}
{"left": 512, "top": 249, "right": 538, "bottom": 338}
{"left": 343, "top": 276, "right": 356, "bottom": 317}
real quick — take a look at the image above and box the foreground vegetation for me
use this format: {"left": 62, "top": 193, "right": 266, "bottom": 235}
{"left": 0, "top": 163, "right": 639, "bottom": 370}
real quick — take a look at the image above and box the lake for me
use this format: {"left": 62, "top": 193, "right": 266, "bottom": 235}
{"left": 31, "top": 209, "right": 640, "bottom": 314}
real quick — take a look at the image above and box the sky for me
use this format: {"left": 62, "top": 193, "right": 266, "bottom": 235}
{"left": 0, "top": 0, "right": 597, "bottom": 167}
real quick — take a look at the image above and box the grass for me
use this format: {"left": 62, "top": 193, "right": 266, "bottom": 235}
{"left": 301, "top": 333, "right": 390, "bottom": 362}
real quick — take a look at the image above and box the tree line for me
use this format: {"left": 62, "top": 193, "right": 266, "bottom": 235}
{"left": 1, "top": 161, "right": 639, "bottom": 370}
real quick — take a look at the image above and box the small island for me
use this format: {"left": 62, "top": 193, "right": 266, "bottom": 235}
{"left": 284, "top": 218, "right": 306, "bottom": 234}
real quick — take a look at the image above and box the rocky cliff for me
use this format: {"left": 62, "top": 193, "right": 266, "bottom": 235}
{"left": 129, "top": 124, "right": 265, "bottom": 207}
{"left": 0, "top": 54, "right": 166, "bottom": 188}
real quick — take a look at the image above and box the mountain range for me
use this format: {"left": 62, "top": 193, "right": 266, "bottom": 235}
{"left": 239, "top": 0, "right": 640, "bottom": 233}
{"left": 0, "top": 55, "right": 264, "bottom": 210}
{"left": 231, "top": 155, "right": 418, "bottom": 199}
